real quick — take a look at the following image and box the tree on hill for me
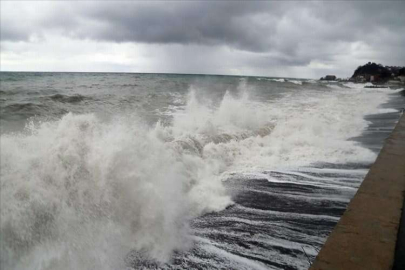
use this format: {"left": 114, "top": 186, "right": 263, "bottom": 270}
{"left": 351, "top": 62, "right": 391, "bottom": 81}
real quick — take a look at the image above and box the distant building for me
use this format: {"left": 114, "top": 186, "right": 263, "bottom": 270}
{"left": 325, "top": 75, "right": 336, "bottom": 80}
{"left": 354, "top": 75, "right": 366, "bottom": 83}
{"left": 321, "top": 75, "right": 337, "bottom": 81}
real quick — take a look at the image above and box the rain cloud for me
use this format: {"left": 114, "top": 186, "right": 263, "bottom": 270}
{"left": 1, "top": 1, "right": 404, "bottom": 77}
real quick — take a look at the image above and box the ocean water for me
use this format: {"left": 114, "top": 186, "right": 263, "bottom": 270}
{"left": 0, "top": 72, "right": 404, "bottom": 270}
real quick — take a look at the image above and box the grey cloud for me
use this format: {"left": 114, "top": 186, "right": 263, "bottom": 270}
{"left": 2, "top": 1, "right": 284, "bottom": 51}
{"left": 0, "top": 26, "right": 27, "bottom": 41}
{"left": 76, "top": 1, "right": 405, "bottom": 66}
{"left": 73, "top": 1, "right": 282, "bottom": 52}
{"left": 2, "top": 1, "right": 405, "bottom": 52}
{"left": 1, "top": 1, "right": 404, "bottom": 75}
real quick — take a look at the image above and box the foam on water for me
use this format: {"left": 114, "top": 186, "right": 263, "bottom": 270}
{"left": 199, "top": 86, "right": 391, "bottom": 174}
{"left": 266, "top": 78, "right": 286, "bottom": 83}
{"left": 0, "top": 79, "right": 398, "bottom": 269}
{"left": 0, "top": 113, "right": 232, "bottom": 269}
{"left": 287, "top": 80, "right": 303, "bottom": 85}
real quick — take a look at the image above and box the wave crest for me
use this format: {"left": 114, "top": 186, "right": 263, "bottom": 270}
{"left": 48, "top": 94, "right": 88, "bottom": 103}
{"left": 0, "top": 112, "right": 231, "bottom": 269}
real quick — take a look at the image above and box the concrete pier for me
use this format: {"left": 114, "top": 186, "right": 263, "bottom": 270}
{"left": 310, "top": 113, "right": 405, "bottom": 270}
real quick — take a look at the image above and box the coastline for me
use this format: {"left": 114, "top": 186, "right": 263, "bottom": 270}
{"left": 310, "top": 111, "right": 405, "bottom": 270}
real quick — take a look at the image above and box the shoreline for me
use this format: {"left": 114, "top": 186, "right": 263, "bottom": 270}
{"left": 310, "top": 112, "right": 405, "bottom": 270}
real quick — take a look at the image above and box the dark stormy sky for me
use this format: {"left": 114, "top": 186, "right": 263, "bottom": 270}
{"left": 1, "top": 1, "right": 404, "bottom": 78}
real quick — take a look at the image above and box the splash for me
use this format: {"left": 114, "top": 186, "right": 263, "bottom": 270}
{"left": 0, "top": 112, "right": 233, "bottom": 270}
{"left": 0, "top": 82, "right": 395, "bottom": 269}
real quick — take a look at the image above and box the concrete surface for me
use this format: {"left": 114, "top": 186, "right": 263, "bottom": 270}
{"left": 310, "top": 113, "right": 405, "bottom": 270}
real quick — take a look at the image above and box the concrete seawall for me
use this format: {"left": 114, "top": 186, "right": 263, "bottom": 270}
{"left": 310, "top": 113, "right": 405, "bottom": 270}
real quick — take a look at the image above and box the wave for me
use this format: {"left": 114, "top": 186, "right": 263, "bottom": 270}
{"left": 0, "top": 82, "right": 395, "bottom": 269}
{"left": 0, "top": 112, "right": 232, "bottom": 270}
{"left": 117, "top": 83, "right": 139, "bottom": 88}
{"left": 305, "top": 80, "right": 317, "bottom": 84}
{"left": 267, "top": 78, "right": 286, "bottom": 83}
{"left": 343, "top": 82, "right": 373, "bottom": 89}
{"left": 170, "top": 124, "right": 275, "bottom": 157}
{"left": 1, "top": 102, "right": 46, "bottom": 115}
{"left": 256, "top": 78, "right": 286, "bottom": 83}
{"left": 49, "top": 94, "right": 89, "bottom": 103}
{"left": 326, "top": 84, "right": 344, "bottom": 90}
{"left": 0, "top": 89, "right": 42, "bottom": 97}
{"left": 287, "top": 80, "right": 302, "bottom": 85}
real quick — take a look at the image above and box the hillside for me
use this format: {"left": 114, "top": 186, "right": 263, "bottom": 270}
{"left": 351, "top": 62, "right": 404, "bottom": 83}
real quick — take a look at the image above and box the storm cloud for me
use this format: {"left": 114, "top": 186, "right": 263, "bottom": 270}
{"left": 1, "top": 1, "right": 404, "bottom": 77}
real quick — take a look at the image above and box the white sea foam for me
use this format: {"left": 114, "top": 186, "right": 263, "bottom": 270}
{"left": 0, "top": 113, "right": 231, "bottom": 270}
{"left": 0, "top": 81, "right": 395, "bottom": 269}
{"left": 343, "top": 82, "right": 373, "bottom": 89}
{"left": 266, "top": 78, "right": 286, "bottom": 83}
{"left": 326, "top": 84, "right": 344, "bottom": 90}
{"left": 306, "top": 79, "right": 317, "bottom": 84}
{"left": 287, "top": 80, "right": 303, "bottom": 85}
{"left": 200, "top": 87, "right": 389, "bottom": 173}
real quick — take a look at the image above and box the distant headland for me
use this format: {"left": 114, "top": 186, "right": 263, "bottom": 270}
{"left": 321, "top": 62, "right": 405, "bottom": 84}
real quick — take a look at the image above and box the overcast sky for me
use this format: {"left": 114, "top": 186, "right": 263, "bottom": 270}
{"left": 1, "top": 1, "right": 404, "bottom": 78}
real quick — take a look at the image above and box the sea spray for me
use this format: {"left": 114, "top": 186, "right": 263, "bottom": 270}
{"left": 195, "top": 86, "right": 391, "bottom": 172}
{"left": 0, "top": 113, "right": 231, "bottom": 269}
{"left": 1, "top": 75, "right": 401, "bottom": 269}
{"left": 0, "top": 86, "right": 275, "bottom": 269}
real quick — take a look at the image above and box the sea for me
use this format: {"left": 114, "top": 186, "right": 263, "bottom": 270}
{"left": 0, "top": 72, "right": 404, "bottom": 270}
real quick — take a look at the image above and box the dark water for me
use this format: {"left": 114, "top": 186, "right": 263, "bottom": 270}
{"left": 0, "top": 72, "right": 404, "bottom": 270}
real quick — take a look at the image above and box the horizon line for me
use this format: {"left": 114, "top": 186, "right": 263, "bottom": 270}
{"left": 0, "top": 70, "right": 314, "bottom": 80}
